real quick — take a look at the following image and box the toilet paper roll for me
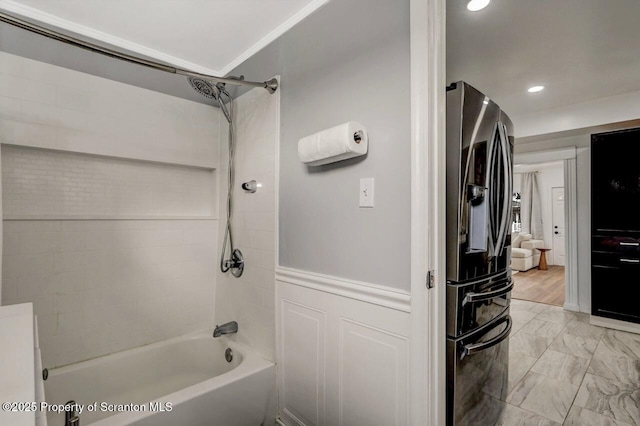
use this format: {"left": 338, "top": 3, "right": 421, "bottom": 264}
{"left": 298, "top": 121, "right": 368, "bottom": 166}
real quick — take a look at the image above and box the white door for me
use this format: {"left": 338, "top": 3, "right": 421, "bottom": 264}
{"left": 552, "top": 187, "right": 565, "bottom": 266}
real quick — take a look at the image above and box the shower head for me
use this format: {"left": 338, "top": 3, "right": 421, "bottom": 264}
{"left": 188, "top": 77, "right": 232, "bottom": 123}
{"left": 188, "top": 77, "right": 221, "bottom": 100}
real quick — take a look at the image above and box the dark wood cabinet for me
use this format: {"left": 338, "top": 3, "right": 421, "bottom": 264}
{"left": 591, "top": 128, "right": 640, "bottom": 324}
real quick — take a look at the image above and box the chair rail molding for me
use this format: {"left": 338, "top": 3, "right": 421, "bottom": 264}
{"left": 275, "top": 267, "right": 411, "bottom": 313}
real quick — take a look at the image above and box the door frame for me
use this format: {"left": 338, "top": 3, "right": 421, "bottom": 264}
{"left": 551, "top": 186, "right": 566, "bottom": 266}
{"left": 513, "top": 148, "right": 580, "bottom": 312}
{"left": 409, "top": 0, "right": 446, "bottom": 424}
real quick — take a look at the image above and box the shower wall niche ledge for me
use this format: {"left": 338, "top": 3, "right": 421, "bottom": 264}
{"left": 1, "top": 146, "right": 217, "bottom": 219}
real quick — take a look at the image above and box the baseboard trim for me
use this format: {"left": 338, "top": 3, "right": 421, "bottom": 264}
{"left": 590, "top": 315, "right": 640, "bottom": 335}
{"left": 563, "top": 303, "right": 580, "bottom": 312}
{"left": 275, "top": 267, "right": 411, "bottom": 313}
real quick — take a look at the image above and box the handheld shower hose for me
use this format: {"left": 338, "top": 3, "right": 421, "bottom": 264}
{"left": 188, "top": 77, "right": 243, "bottom": 277}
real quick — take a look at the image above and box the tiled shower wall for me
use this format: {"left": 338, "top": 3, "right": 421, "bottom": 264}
{"left": 1, "top": 147, "right": 218, "bottom": 367}
{"left": 214, "top": 83, "right": 278, "bottom": 361}
{"left": 1, "top": 146, "right": 215, "bottom": 218}
{"left": 0, "top": 51, "right": 218, "bottom": 168}
{"left": 2, "top": 218, "right": 216, "bottom": 367}
{"left": 0, "top": 53, "right": 222, "bottom": 368}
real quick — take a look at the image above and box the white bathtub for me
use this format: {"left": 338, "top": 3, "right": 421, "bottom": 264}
{"left": 44, "top": 330, "right": 275, "bottom": 426}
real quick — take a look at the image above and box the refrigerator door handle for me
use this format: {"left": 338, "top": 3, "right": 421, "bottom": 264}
{"left": 484, "top": 123, "right": 500, "bottom": 257}
{"left": 461, "top": 315, "right": 512, "bottom": 359}
{"left": 503, "top": 123, "right": 513, "bottom": 240}
{"left": 494, "top": 122, "right": 512, "bottom": 257}
{"left": 462, "top": 279, "right": 513, "bottom": 305}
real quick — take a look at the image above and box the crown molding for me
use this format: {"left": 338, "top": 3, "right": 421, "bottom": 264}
{"left": 218, "top": 0, "right": 329, "bottom": 75}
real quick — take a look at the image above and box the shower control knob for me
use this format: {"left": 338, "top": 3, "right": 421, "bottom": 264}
{"left": 241, "top": 180, "right": 258, "bottom": 193}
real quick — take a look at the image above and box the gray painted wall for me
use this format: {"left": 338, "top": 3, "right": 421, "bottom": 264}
{"left": 230, "top": 0, "right": 411, "bottom": 290}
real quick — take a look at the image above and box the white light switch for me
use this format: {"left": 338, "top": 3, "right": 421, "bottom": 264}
{"left": 360, "top": 178, "right": 374, "bottom": 208}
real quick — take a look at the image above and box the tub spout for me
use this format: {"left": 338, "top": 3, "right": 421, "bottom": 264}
{"left": 213, "top": 321, "right": 238, "bottom": 338}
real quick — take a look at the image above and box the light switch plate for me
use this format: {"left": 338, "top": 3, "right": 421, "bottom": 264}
{"left": 360, "top": 177, "right": 374, "bottom": 208}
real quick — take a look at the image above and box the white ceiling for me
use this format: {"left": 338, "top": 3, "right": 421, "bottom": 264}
{"left": 0, "top": 0, "right": 328, "bottom": 76}
{"left": 447, "top": 0, "right": 640, "bottom": 118}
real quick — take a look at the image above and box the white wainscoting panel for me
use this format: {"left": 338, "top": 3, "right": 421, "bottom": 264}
{"left": 339, "top": 319, "right": 408, "bottom": 426}
{"left": 277, "top": 269, "right": 410, "bottom": 426}
{"left": 281, "top": 300, "right": 326, "bottom": 426}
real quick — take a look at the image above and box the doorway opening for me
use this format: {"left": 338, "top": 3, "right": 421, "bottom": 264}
{"left": 510, "top": 161, "right": 566, "bottom": 306}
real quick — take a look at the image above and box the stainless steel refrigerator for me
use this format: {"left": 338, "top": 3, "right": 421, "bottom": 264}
{"left": 446, "top": 81, "right": 514, "bottom": 426}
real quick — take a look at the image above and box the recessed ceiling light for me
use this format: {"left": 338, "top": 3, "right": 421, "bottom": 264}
{"left": 528, "top": 85, "right": 545, "bottom": 93}
{"left": 483, "top": 100, "right": 489, "bottom": 105}
{"left": 467, "top": 0, "right": 490, "bottom": 12}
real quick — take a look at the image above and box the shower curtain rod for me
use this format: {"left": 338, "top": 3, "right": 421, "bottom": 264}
{"left": 0, "top": 11, "right": 278, "bottom": 94}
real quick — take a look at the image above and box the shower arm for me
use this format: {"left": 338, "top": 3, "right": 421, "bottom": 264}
{"left": 0, "top": 11, "right": 278, "bottom": 94}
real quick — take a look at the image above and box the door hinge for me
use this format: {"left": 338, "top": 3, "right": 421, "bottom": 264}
{"left": 426, "top": 270, "right": 435, "bottom": 289}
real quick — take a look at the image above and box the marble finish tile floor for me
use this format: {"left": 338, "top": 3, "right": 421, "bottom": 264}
{"left": 479, "top": 299, "right": 640, "bottom": 426}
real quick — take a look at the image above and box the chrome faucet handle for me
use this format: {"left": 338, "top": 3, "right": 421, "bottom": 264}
{"left": 230, "top": 249, "right": 244, "bottom": 278}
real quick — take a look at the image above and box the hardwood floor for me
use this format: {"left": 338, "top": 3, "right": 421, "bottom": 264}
{"left": 512, "top": 265, "right": 565, "bottom": 307}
